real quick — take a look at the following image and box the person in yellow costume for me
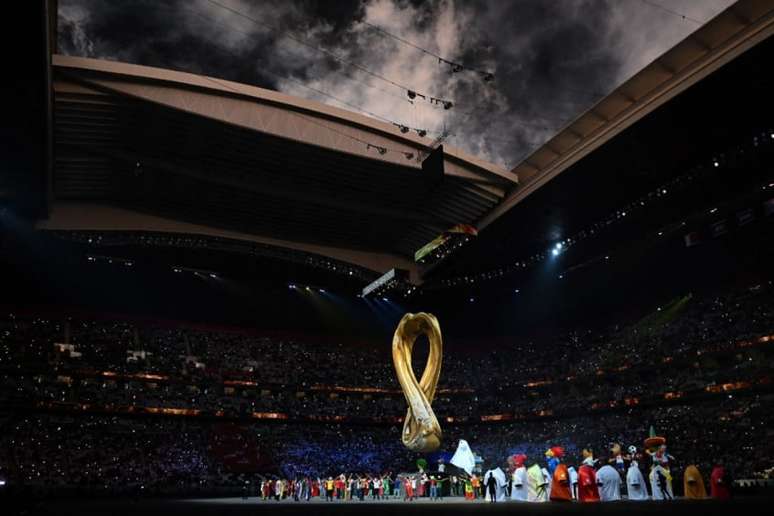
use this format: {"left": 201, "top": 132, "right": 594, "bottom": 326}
{"left": 527, "top": 463, "right": 549, "bottom": 502}
{"left": 683, "top": 465, "right": 707, "bottom": 499}
{"left": 464, "top": 478, "right": 475, "bottom": 500}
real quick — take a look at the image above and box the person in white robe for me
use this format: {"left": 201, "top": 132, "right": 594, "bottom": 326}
{"left": 568, "top": 466, "right": 579, "bottom": 499}
{"left": 626, "top": 461, "right": 649, "bottom": 500}
{"left": 541, "top": 467, "right": 552, "bottom": 499}
{"left": 450, "top": 439, "right": 476, "bottom": 476}
{"left": 596, "top": 465, "right": 621, "bottom": 501}
{"left": 493, "top": 467, "right": 508, "bottom": 501}
{"left": 511, "top": 463, "right": 528, "bottom": 501}
{"left": 483, "top": 468, "right": 507, "bottom": 502}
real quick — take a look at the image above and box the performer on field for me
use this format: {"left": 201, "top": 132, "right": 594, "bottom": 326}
{"left": 683, "top": 465, "right": 707, "bottom": 499}
{"left": 597, "top": 464, "right": 622, "bottom": 501}
{"left": 548, "top": 447, "right": 572, "bottom": 502}
{"left": 645, "top": 427, "right": 674, "bottom": 500}
{"left": 527, "top": 463, "right": 549, "bottom": 502}
{"left": 567, "top": 466, "right": 579, "bottom": 500}
{"left": 710, "top": 464, "right": 732, "bottom": 500}
{"left": 647, "top": 444, "right": 674, "bottom": 500}
{"left": 626, "top": 446, "right": 649, "bottom": 501}
{"left": 510, "top": 454, "right": 529, "bottom": 502}
{"left": 578, "top": 449, "right": 600, "bottom": 502}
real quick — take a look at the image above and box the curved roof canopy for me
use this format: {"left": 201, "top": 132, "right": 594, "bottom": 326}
{"left": 44, "top": 54, "right": 516, "bottom": 277}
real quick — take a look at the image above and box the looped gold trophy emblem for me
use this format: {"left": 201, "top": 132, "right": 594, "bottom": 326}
{"left": 392, "top": 312, "right": 443, "bottom": 453}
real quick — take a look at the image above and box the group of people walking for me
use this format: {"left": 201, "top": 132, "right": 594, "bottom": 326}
{"left": 492, "top": 442, "right": 732, "bottom": 503}
{"left": 256, "top": 436, "right": 734, "bottom": 503}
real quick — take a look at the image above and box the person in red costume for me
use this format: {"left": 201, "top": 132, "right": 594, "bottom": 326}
{"left": 578, "top": 449, "right": 600, "bottom": 502}
{"left": 710, "top": 465, "right": 732, "bottom": 500}
{"left": 548, "top": 447, "right": 572, "bottom": 502}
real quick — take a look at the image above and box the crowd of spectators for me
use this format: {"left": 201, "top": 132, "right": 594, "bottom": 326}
{"left": 0, "top": 279, "right": 772, "bottom": 495}
{"left": 1, "top": 393, "right": 772, "bottom": 496}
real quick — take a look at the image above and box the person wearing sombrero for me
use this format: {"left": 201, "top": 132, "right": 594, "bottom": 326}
{"left": 644, "top": 426, "right": 674, "bottom": 500}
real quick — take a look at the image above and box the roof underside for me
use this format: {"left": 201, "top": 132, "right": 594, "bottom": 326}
{"left": 51, "top": 59, "right": 510, "bottom": 261}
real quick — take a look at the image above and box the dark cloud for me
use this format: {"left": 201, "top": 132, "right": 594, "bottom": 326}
{"left": 57, "top": 0, "right": 732, "bottom": 167}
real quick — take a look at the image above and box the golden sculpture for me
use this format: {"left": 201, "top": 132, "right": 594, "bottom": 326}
{"left": 392, "top": 312, "right": 443, "bottom": 453}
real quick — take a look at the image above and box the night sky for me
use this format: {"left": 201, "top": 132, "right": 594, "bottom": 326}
{"left": 56, "top": 0, "right": 733, "bottom": 168}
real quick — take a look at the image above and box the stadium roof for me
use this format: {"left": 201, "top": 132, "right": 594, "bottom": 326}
{"left": 485, "top": 0, "right": 774, "bottom": 229}
{"left": 38, "top": 0, "right": 774, "bottom": 283}
{"left": 43, "top": 53, "right": 516, "bottom": 279}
